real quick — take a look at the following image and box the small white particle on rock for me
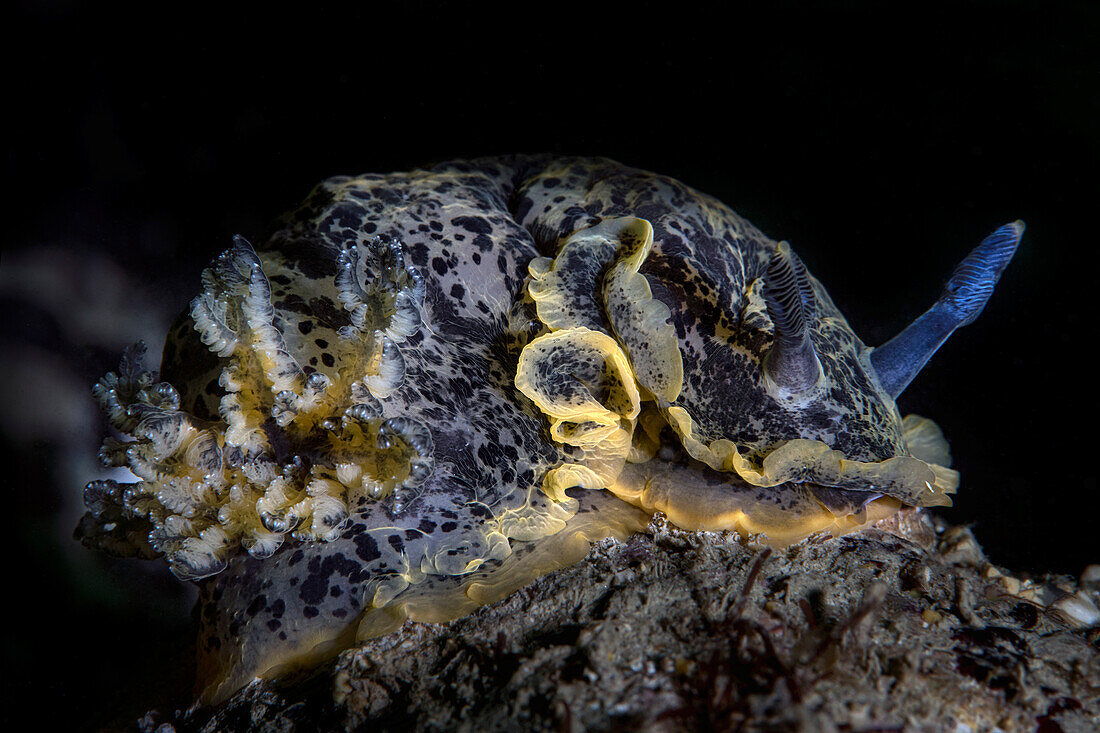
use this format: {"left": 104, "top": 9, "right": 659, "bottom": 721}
{"left": 1052, "top": 592, "right": 1100, "bottom": 628}
{"left": 1080, "top": 564, "right": 1100, "bottom": 591}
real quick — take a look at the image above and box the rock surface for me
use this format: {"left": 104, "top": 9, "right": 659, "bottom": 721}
{"left": 140, "top": 511, "right": 1099, "bottom": 732}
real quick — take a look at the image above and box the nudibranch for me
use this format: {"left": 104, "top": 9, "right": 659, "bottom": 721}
{"left": 76, "top": 156, "right": 1022, "bottom": 704}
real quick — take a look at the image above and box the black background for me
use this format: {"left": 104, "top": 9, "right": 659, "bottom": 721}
{"left": 7, "top": 1, "right": 1097, "bottom": 728}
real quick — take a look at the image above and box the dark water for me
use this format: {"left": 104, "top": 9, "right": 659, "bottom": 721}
{"left": 6, "top": 2, "right": 1096, "bottom": 728}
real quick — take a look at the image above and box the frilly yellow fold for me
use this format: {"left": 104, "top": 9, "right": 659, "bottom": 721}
{"left": 517, "top": 216, "right": 958, "bottom": 543}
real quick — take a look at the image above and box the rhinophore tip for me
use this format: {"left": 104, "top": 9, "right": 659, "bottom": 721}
{"left": 870, "top": 221, "right": 1024, "bottom": 399}
{"left": 944, "top": 220, "right": 1024, "bottom": 327}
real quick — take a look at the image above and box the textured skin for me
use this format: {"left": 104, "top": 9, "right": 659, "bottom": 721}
{"left": 509, "top": 158, "right": 905, "bottom": 463}
{"left": 180, "top": 158, "right": 580, "bottom": 699}
{"left": 81, "top": 155, "right": 960, "bottom": 703}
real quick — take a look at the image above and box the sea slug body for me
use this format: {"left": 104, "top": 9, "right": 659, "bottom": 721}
{"left": 76, "top": 155, "right": 1022, "bottom": 703}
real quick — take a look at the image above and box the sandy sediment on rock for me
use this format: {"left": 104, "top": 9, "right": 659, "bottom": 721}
{"left": 157, "top": 510, "right": 1099, "bottom": 732}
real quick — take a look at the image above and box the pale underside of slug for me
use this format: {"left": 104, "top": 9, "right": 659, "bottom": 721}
{"left": 77, "top": 155, "right": 1021, "bottom": 704}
